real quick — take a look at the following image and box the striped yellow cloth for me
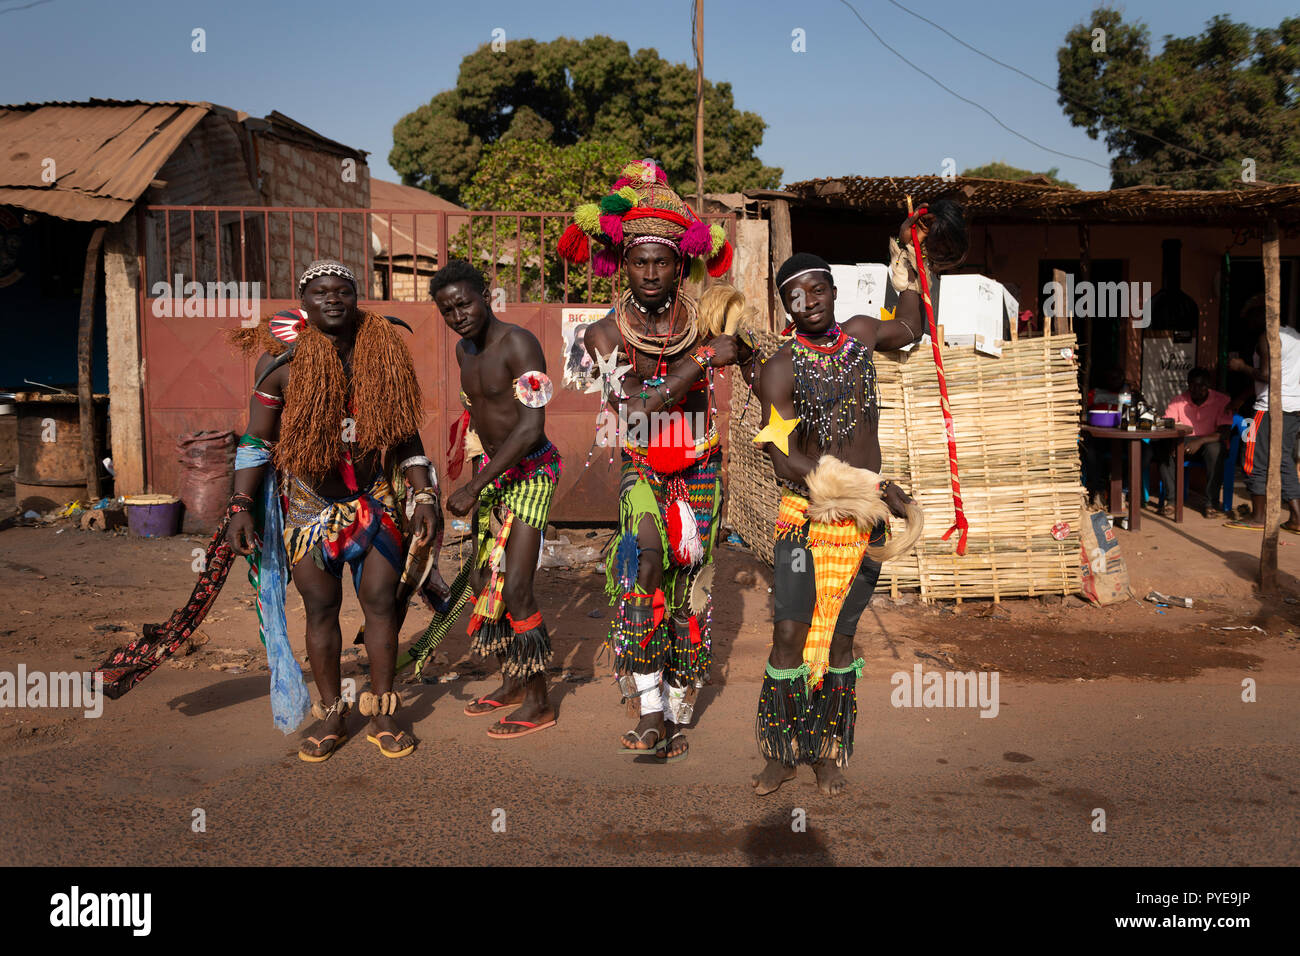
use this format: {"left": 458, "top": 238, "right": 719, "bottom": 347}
{"left": 776, "top": 493, "right": 872, "bottom": 690}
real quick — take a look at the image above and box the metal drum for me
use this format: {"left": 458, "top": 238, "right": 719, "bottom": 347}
{"left": 14, "top": 392, "right": 109, "bottom": 512}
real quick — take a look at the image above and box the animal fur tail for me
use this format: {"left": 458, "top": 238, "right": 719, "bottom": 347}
{"left": 803, "top": 455, "right": 924, "bottom": 563}
{"left": 698, "top": 282, "right": 757, "bottom": 338}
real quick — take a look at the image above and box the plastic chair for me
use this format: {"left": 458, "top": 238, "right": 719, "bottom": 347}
{"left": 1158, "top": 418, "right": 1247, "bottom": 512}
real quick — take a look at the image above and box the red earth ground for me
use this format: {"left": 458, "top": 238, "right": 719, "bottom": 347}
{"left": 0, "top": 481, "right": 1296, "bottom": 866}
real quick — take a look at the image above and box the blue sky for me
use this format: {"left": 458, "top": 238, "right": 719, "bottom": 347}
{"left": 1, "top": 0, "right": 1293, "bottom": 191}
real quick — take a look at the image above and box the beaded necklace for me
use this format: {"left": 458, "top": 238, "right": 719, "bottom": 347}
{"left": 789, "top": 324, "right": 877, "bottom": 454}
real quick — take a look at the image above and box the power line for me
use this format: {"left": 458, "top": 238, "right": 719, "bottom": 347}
{"left": 880, "top": 0, "right": 1234, "bottom": 174}
{"left": 0, "top": 0, "right": 55, "bottom": 14}
{"left": 834, "top": 0, "right": 1110, "bottom": 172}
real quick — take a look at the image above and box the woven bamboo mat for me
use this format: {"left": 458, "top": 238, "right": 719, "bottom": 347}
{"left": 726, "top": 331, "right": 1086, "bottom": 601}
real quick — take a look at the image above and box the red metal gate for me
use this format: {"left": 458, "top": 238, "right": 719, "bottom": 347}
{"left": 138, "top": 206, "right": 737, "bottom": 521}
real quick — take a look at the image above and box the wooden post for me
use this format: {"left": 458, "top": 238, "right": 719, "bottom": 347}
{"left": 1260, "top": 219, "right": 1282, "bottom": 591}
{"left": 78, "top": 226, "right": 107, "bottom": 502}
{"left": 1078, "top": 223, "right": 1093, "bottom": 386}
{"left": 693, "top": 0, "right": 705, "bottom": 210}
{"left": 1051, "top": 268, "right": 1071, "bottom": 334}
{"left": 768, "top": 198, "right": 793, "bottom": 331}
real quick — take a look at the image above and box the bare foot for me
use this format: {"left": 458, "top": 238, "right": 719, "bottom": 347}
{"left": 813, "top": 760, "right": 848, "bottom": 796}
{"left": 620, "top": 712, "right": 665, "bottom": 750}
{"left": 752, "top": 758, "right": 797, "bottom": 795}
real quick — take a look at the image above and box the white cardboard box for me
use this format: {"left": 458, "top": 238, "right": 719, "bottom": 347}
{"left": 827, "top": 263, "right": 890, "bottom": 319}
{"left": 936, "top": 274, "right": 1017, "bottom": 358}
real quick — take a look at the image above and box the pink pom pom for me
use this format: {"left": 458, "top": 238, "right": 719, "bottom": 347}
{"left": 680, "top": 219, "right": 712, "bottom": 257}
{"left": 612, "top": 177, "right": 631, "bottom": 190}
{"left": 654, "top": 165, "right": 668, "bottom": 184}
{"left": 593, "top": 246, "right": 620, "bottom": 277}
{"left": 599, "top": 213, "right": 624, "bottom": 245}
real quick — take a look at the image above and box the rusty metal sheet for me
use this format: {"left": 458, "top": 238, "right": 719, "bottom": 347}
{"left": 0, "top": 103, "right": 208, "bottom": 222}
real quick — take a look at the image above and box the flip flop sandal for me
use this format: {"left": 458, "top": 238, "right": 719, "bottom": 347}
{"left": 464, "top": 697, "right": 512, "bottom": 717}
{"left": 298, "top": 732, "right": 348, "bottom": 763}
{"left": 656, "top": 732, "right": 689, "bottom": 761}
{"left": 486, "top": 719, "right": 557, "bottom": 740}
{"left": 1224, "top": 520, "right": 1265, "bottom": 530}
{"left": 366, "top": 730, "right": 416, "bottom": 758}
{"left": 618, "top": 727, "right": 663, "bottom": 754}
{"left": 1282, "top": 525, "right": 1300, "bottom": 536}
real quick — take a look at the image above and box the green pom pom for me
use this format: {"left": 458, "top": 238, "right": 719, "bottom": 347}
{"left": 599, "top": 193, "right": 633, "bottom": 215}
{"left": 617, "top": 185, "right": 639, "bottom": 205}
{"left": 709, "top": 223, "right": 726, "bottom": 257}
{"left": 688, "top": 256, "right": 707, "bottom": 284}
{"left": 575, "top": 203, "right": 601, "bottom": 235}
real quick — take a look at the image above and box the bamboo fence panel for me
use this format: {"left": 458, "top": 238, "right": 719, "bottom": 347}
{"left": 726, "top": 332, "right": 1086, "bottom": 600}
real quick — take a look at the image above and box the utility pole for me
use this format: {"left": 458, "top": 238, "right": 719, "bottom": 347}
{"left": 694, "top": 0, "right": 705, "bottom": 209}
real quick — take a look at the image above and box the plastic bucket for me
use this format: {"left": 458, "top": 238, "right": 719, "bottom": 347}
{"left": 124, "top": 494, "right": 182, "bottom": 537}
{"left": 1088, "top": 409, "right": 1120, "bottom": 428}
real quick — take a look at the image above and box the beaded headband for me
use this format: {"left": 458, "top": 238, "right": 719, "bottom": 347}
{"left": 778, "top": 267, "right": 833, "bottom": 289}
{"left": 626, "top": 235, "right": 680, "bottom": 252}
{"left": 298, "top": 259, "right": 357, "bottom": 293}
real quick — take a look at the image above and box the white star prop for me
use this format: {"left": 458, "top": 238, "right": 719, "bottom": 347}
{"left": 586, "top": 348, "right": 633, "bottom": 403}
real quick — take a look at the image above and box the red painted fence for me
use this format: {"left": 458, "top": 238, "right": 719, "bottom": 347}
{"left": 138, "top": 206, "right": 737, "bottom": 521}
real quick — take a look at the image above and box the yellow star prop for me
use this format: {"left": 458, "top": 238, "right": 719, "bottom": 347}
{"left": 752, "top": 406, "right": 801, "bottom": 456}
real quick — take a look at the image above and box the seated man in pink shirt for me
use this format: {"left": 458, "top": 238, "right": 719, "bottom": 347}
{"left": 1157, "top": 367, "right": 1234, "bottom": 518}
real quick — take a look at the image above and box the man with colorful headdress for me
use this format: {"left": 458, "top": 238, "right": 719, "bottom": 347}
{"left": 750, "top": 238, "right": 962, "bottom": 796}
{"left": 559, "top": 159, "right": 753, "bottom": 760}
{"left": 224, "top": 259, "right": 440, "bottom": 762}
{"left": 428, "top": 259, "right": 561, "bottom": 740}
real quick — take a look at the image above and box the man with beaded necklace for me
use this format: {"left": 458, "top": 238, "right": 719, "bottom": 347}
{"left": 752, "top": 202, "right": 967, "bottom": 796}
{"left": 560, "top": 159, "right": 753, "bottom": 759}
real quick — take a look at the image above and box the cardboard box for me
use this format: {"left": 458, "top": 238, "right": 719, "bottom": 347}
{"left": 936, "top": 274, "right": 1017, "bottom": 357}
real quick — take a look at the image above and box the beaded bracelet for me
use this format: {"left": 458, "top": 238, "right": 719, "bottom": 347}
{"left": 227, "top": 501, "right": 252, "bottom": 515}
{"left": 229, "top": 492, "right": 254, "bottom": 506}
{"left": 411, "top": 489, "right": 437, "bottom": 506}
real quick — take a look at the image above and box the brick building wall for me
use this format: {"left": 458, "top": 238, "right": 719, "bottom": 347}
{"left": 259, "top": 140, "right": 370, "bottom": 297}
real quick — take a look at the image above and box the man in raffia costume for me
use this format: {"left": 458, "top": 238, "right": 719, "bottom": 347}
{"left": 226, "top": 259, "right": 441, "bottom": 762}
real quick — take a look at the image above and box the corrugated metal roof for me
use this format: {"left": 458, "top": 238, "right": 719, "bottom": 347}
{"left": 370, "top": 179, "right": 466, "bottom": 261}
{"left": 0, "top": 101, "right": 210, "bottom": 222}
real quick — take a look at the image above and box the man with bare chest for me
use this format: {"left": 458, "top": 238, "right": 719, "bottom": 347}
{"left": 227, "top": 259, "right": 437, "bottom": 761}
{"left": 433, "top": 260, "right": 560, "bottom": 740}
{"left": 752, "top": 205, "right": 965, "bottom": 796}
{"left": 561, "top": 159, "right": 750, "bottom": 759}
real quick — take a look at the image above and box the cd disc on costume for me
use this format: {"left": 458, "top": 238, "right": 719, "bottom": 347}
{"left": 514, "top": 371, "right": 553, "bottom": 408}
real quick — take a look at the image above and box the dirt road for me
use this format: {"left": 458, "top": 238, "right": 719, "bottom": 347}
{"left": 0, "top": 515, "right": 1296, "bottom": 866}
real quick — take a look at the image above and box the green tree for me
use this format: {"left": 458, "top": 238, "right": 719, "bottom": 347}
{"left": 961, "top": 161, "right": 1077, "bottom": 188}
{"left": 390, "top": 36, "right": 782, "bottom": 204}
{"left": 454, "top": 139, "right": 636, "bottom": 302}
{"left": 1057, "top": 9, "right": 1300, "bottom": 188}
